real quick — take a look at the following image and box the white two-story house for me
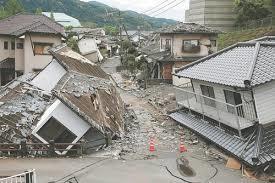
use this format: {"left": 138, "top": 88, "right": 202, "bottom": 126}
{"left": 170, "top": 36, "right": 275, "bottom": 169}
{"left": 0, "top": 13, "right": 65, "bottom": 85}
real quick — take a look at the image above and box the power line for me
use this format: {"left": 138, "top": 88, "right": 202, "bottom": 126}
{"left": 147, "top": 0, "right": 179, "bottom": 15}
{"left": 151, "top": 0, "right": 185, "bottom": 17}
{"left": 141, "top": 0, "right": 169, "bottom": 14}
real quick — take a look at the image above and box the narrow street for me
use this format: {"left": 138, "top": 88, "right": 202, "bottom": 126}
{"left": 0, "top": 57, "right": 263, "bottom": 183}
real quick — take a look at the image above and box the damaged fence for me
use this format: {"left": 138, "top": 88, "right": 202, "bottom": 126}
{"left": 0, "top": 169, "right": 36, "bottom": 183}
{"left": 0, "top": 138, "right": 107, "bottom": 157}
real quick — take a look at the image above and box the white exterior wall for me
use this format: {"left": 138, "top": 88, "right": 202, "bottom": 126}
{"left": 24, "top": 34, "right": 62, "bottom": 73}
{"left": 31, "top": 60, "right": 67, "bottom": 91}
{"left": 0, "top": 36, "right": 15, "bottom": 61}
{"left": 253, "top": 80, "right": 275, "bottom": 125}
{"left": 192, "top": 79, "right": 253, "bottom": 115}
{"left": 15, "top": 38, "right": 24, "bottom": 71}
{"left": 32, "top": 100, "right": 91, "bottom": 155}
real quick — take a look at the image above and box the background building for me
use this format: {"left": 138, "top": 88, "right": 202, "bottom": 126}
{"left": 42, "top": 12, "right": 82, "bottom": 27}
{"left": 185, "top": 0, "right": 235, "bottom": 31}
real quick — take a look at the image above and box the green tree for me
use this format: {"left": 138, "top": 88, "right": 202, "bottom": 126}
{"left": 234, "top": 0, "right": 271, "bottom": 26}
{"left": 0, "top": 6, "right": 7, "bottom": 19}
{"left": 81, "top": 21, "right": 97, "bottom": 28}
{"left": 35, "top": 7, "right": 43, "bottom": 15}
{"left": 66, "top": 37, "right": 80, "bottom": 53}
{"left": 5, "top": 0, "right": 24, "bottom": 16}
{"left": 104, "top": 25, "right": 118, "bottom": 36}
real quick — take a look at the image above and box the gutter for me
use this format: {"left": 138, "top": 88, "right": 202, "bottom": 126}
{"left": 252, "top": 124, "right": 263, "bottom": 164}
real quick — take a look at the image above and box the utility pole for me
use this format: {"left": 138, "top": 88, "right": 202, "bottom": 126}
{"left": 137, "top": 25, "right": 141, "bottom": 48}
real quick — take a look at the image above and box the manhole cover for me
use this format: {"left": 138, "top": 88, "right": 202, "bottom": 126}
{"left": 177, "top": 157, "right": 196, "bottom": 177}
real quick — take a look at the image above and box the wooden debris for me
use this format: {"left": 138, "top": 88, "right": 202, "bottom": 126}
{"left": 226, "top": 157, "right": 241, "bottom": 170}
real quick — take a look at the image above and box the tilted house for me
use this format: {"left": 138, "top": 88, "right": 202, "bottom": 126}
{"left": 170, "top": 37, "right": 275, "bottom": 168}
{"left": 0, "top": 45, "right": 124, "bottom": 155}
{"left": 0, "top": 13, "right": 65, "bottom": 85}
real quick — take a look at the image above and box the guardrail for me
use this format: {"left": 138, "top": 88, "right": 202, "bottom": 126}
{"left": 175, "top": 86, "right": 257, "bottom": 137}
{"left": 0, "top": 169, "right": 36, "bottom": 183}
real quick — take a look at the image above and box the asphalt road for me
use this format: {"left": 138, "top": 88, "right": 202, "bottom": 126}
{"left": 0, "top": 154, "right": 262, "bottom": 183}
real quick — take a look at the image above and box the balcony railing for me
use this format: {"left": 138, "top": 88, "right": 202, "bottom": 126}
{"left": 175, "top": 84, "right": 258, "bottom": 137}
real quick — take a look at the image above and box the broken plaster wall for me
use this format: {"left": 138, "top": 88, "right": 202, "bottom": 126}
{"left": 31, "top": 59, "right": 67, "bottom": 91}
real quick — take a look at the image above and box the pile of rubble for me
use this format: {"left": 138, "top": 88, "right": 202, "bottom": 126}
{"left": 103, "top": 107, "right": 203, "bottom": 160}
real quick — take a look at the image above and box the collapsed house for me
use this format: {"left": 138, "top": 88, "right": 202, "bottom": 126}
{"left": 0, "top": 45, "right": 125, "bottom": 155}
{"left": 170, "top": 36, "right": 275, "bottom": 170}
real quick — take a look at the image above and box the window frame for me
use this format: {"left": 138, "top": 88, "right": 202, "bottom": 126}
{"left": 11, "top": 41, "right": 15, "bottom": 50}
{"left": 200, "top": 84, "right": 216, "bottom": 108}
{"left": 210, "top": 40, "right": 217, "bottom": 47}
{"left": 182, "top": 39, "right": 200, "bottom": 53}
{"left": 16, "top": 42, "right": 24, "bottom": 49}
{"left": 223, "top": 90, "right": 244, "bottom": 117}
{"left": 4, "top": 41, "right": 8, "bottom": 50}
{"left": 33, "top": 42, "right": 54, "bottom": 55}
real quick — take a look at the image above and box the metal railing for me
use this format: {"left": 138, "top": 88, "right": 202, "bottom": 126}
{"left": 175, "top": 86, "right": 257, "bottom": 137}
{"left": 0, "top": 169, "right": 36, "bottom": 183}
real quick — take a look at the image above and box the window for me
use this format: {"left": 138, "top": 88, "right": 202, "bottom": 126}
{"left": 165, "top": 39, "right": 171, "bottom": 50}
{"left": 4, "top": 41, "right": 8, "bottom": 50}
{"left": 17, "top": 43, "right": 23, "bottom": 49}
{"left": 210, "top": 40, "right": 217, "bottom": 47}
{"left": 33, "top": 42, "right": 53, "bottom": 55}
{"left": 224, "top": 90, "right": 244, "bottom": 117}
{"left": 200, "top": 85, "right": 216, "bottom": 107}
{"left": 37, "top": 117, "right": 77, "bottom": 143}
{"left": 182, "top": 40, "right": 200, "bottom": 53}
{"left": 11, "top": 42, "right": 15, "bottom": 50}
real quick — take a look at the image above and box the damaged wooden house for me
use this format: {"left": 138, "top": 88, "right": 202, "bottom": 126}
{"left": 170, "top": 36, "right": 275, "bottom": 170}
{"left": 0, "top": 45, "right": 125, "bottom": 155}
{"left": 139, "top": 23, "right": 220, "bottom": 85}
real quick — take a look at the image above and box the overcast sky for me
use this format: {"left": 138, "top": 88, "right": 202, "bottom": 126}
{"left": 81, "top": 0, "right": 190, "bottom": 21}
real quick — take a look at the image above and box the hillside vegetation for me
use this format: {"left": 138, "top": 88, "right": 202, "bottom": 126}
{"left": 0, "top": 0, "right": 177, "bottom": 29}
{"left": 218, "top": 26, "right": 275, "bottom": 50}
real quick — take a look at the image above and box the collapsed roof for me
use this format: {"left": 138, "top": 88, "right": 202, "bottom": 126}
{"left": 0, "top": 13, "right": 65, "bottom": 37}
{"left": 0, "top": 77, "right": 52, "bottom": 143}
{"left": 0, "top": 45, "right": 125, "bottom": 144}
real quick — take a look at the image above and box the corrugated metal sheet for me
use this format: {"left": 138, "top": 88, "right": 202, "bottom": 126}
{"left": 54, "top": 72, "right": 125, "bottom": 136}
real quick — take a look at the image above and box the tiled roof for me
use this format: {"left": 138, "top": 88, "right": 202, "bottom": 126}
{"left": 0, "top": 13, "right": 65, "bottom": 37}
{"left": 175, "top": 41, "right": 275, "bottom": 87}
{"left": 248, "top": 36, "right": 275, "bottom": 43}
{"left": 158, "top": 22, "right": 221, "bottom": 34}
{"left": 139, "top": 42, "right": 160, "bottom": 55}
{"left": 169, "top": 111, "right": 275, "bottom": 167}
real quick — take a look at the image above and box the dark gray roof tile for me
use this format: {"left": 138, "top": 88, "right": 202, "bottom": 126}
{"left": 176, "top": 40, "right": 275, "bottom": 87}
